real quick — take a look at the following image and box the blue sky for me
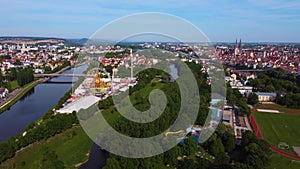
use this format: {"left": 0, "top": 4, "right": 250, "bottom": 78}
{"left": 1, "top": 0, "right": 300, "bottom": 42}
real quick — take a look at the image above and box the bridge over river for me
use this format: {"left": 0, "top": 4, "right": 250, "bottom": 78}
{"left": 231, "top": 69, "right": 266, "bottom": 72}
{"left": 34, "top": 73, "right": 95, "bottom": 78}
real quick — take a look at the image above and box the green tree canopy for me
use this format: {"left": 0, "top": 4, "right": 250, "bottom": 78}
{"left": 247, "top": 93, "right": 258, "bottom": 105}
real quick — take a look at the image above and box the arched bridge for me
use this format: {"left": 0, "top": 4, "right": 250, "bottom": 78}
{"left": 34, "top": 73, "right": 95, "bottom": 78}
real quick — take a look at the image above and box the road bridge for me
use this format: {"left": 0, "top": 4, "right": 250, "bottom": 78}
{"left": 232, "top": 69, "right": 265, "bottom": 72}
{"left": 34, "top": 73, "right": 95, "bottom": 78}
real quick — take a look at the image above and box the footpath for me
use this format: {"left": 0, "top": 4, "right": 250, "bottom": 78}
{"left": 0, "top": 88, "right": 22, "bottom": 108}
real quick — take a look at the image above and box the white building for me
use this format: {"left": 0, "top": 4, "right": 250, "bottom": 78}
{"left": 255, "top": 92, "right": 276, "bottom": 102}
{"left": 0, "top": 88, "right": 9, "bottom": 99}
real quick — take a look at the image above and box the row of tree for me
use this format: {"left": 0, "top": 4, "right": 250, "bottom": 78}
{"left": 226, "top": 85, "right": 251, "bottom": 115}
{"left": 249, "top": 68, "right": 300, "bottom": 107}
{"left": 0, "top": 67, "right": 34, "bottom": 91}
{"left": 17, "top": 67, "right": 34, "bottom": 87}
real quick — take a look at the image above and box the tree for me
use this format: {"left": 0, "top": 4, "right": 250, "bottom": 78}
{"left": 247, "top": 93, "right": 258, "bottom": 105}
{"left": 119, "top": 157, "right": 139, "bottom": 169}
{"left": 0, "top": 55, "right": 11, "bottom": 62}
{"left": 241, "top": 131, "right": 259, "bottom": 147}
{"left": 216, "top": 123, "right": 226, "bottom": 135}
{"left": 105, "top": 65, "right": 113, "bottom": 75}
{"left": 6, "top": 68, "right": 17, "bottom": 81}
{"left": 181, "top": 138, "right": 198, "bottom": 155}
{"left": 164, "top": 145, "right": 181, "bottom": 166}
{"left": 222, "top": 132, "right": 236, "bottom": 153}
{"left": 196, "top": 106, "right": 209, "bottom": 125}
{"left": 178, "top": 158, "right": 196, "bottom": 169}
{"left": 17, "top": 68, "right": 34, "bottom": 86}
{"left": 296, "top": 75, "right": 300, "bottom": 87}
{"left": 195, "top": 158, "right": 210, "bottom": 169}
{"left": 103, "top": 158, "right": 121, "bottom": 169}
{"left": 226, "top": 86, "right": 235, "bottom": 106}
{"left": 227, "top": 87, "right": 251, "bottom": 115}
{"left": 44, "top": 66, "right": 52, "bottom": 73}
{"left": 209, "top": 138, "right": 225, "bottom": 156}
{"left": 139, "top": 157, "right": 165, "bottom": 169}
{"left": 232, "top": 162, "right": 254, "bottom": 169}
{"left": 214, "top": 152, "right": 230, "bottom": 166}
{"left": 0, "top": 72, "right": 3, "bottom": 85}
{"left": 0, "top": 142, "right": 14, "bottom": 163}
{"left": 40, "top": 148, "right": 64, "bottom": 169}
{"left": 265, "top": 84, "right": 275, "bottom": 92}
{"left": 241, "top": 131, "right": 271, "bottom": 169}
{"left": 14, "top": 59, "right": 22, "bottom": 65}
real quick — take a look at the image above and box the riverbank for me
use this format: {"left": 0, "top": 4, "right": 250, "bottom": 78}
{"left": 0, "top": 65, "right": 73, "bottom": 114}
{"left": 0, "top": 80, "right": 39, "bottom": 114}
{"left": 0, "top": 125, "right": 93, "bottom": 169}
{"left": 72, "top": 62, "right": 87, "bottom": 68}
{"left": 0, "top": 65, "right": 89, "bottom": 163}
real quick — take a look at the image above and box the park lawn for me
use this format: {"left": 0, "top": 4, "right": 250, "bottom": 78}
{"left": 0, "top": 125, "right": 93, "bottom": 169}
{"left": 252, "top": 111, "right": 300, "bottom": 154}
{"left": 268, "top": 153, "right": 300, "bottom": 169}
{"left": 102, "top": 106, "right": 122, "bottom": 125}
{"left": 127, "top": 81, "right": 165, "bottom": 110}
{"left": 9, "top": 80, "right": 20, "bottom": 91}
{"left": 79, "top": 106, "right": 122, "bottom": 138}
{"left": 138, "top": 82, "right": 165, "bottom": 98}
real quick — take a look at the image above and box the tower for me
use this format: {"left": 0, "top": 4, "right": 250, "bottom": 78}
{"left": 234, "top": 39, "right": 239, "bottom": 56}
{"left": 130, "top": 48, "right": 133, "bottom": 81}
{"left": 234, "top": 38, "right": 242, "bottom": 57}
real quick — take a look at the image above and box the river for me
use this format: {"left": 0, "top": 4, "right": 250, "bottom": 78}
{"left": 0, "top": 65, "right": 88, "bottom": 143}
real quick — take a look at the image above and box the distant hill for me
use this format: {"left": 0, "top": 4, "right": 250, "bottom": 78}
{"left": 0, "top": 36, "right": 66, "bottom": 45}
{"left": 66, "top": 38, "right": 89, "bottom": 45}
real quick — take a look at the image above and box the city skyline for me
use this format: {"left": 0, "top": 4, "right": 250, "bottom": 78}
{"left": 1, "top": 0, "right": 300, "bottom": 42}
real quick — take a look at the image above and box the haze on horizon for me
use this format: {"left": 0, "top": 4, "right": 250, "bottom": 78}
{"left": 1, "top": 0, "right": 300, "bottom": 42}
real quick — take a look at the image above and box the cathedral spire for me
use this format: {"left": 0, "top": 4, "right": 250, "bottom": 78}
{"left": 234, "top": 38, "right": 240, "bottom": 56}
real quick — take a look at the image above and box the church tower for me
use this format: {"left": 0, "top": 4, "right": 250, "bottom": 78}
{"left": 234, "top": 38, "right": 242, "bottom": 56}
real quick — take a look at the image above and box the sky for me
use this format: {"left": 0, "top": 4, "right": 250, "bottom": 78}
{"left": 1, "top": 0, "right": 300, "bottom": 42}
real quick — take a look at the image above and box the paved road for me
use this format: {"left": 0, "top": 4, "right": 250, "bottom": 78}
{"left": 0, "top": 88, "right": 22, "bottom": 109}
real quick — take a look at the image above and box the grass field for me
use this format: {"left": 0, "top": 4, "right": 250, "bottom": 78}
{"left": 268, "top": 153, "right": 300, "bottom": 169}
{"left": 9, "top": 80, "right": 20, "bottom": 91}
{"left": 0, "top": 126, "right": 93, "bottom": 169}
{"left": 252, "top": 105, "right": 300, "bottom": 168}
{"left": 252, "top": 111, "right": 300, "bottom": 154}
